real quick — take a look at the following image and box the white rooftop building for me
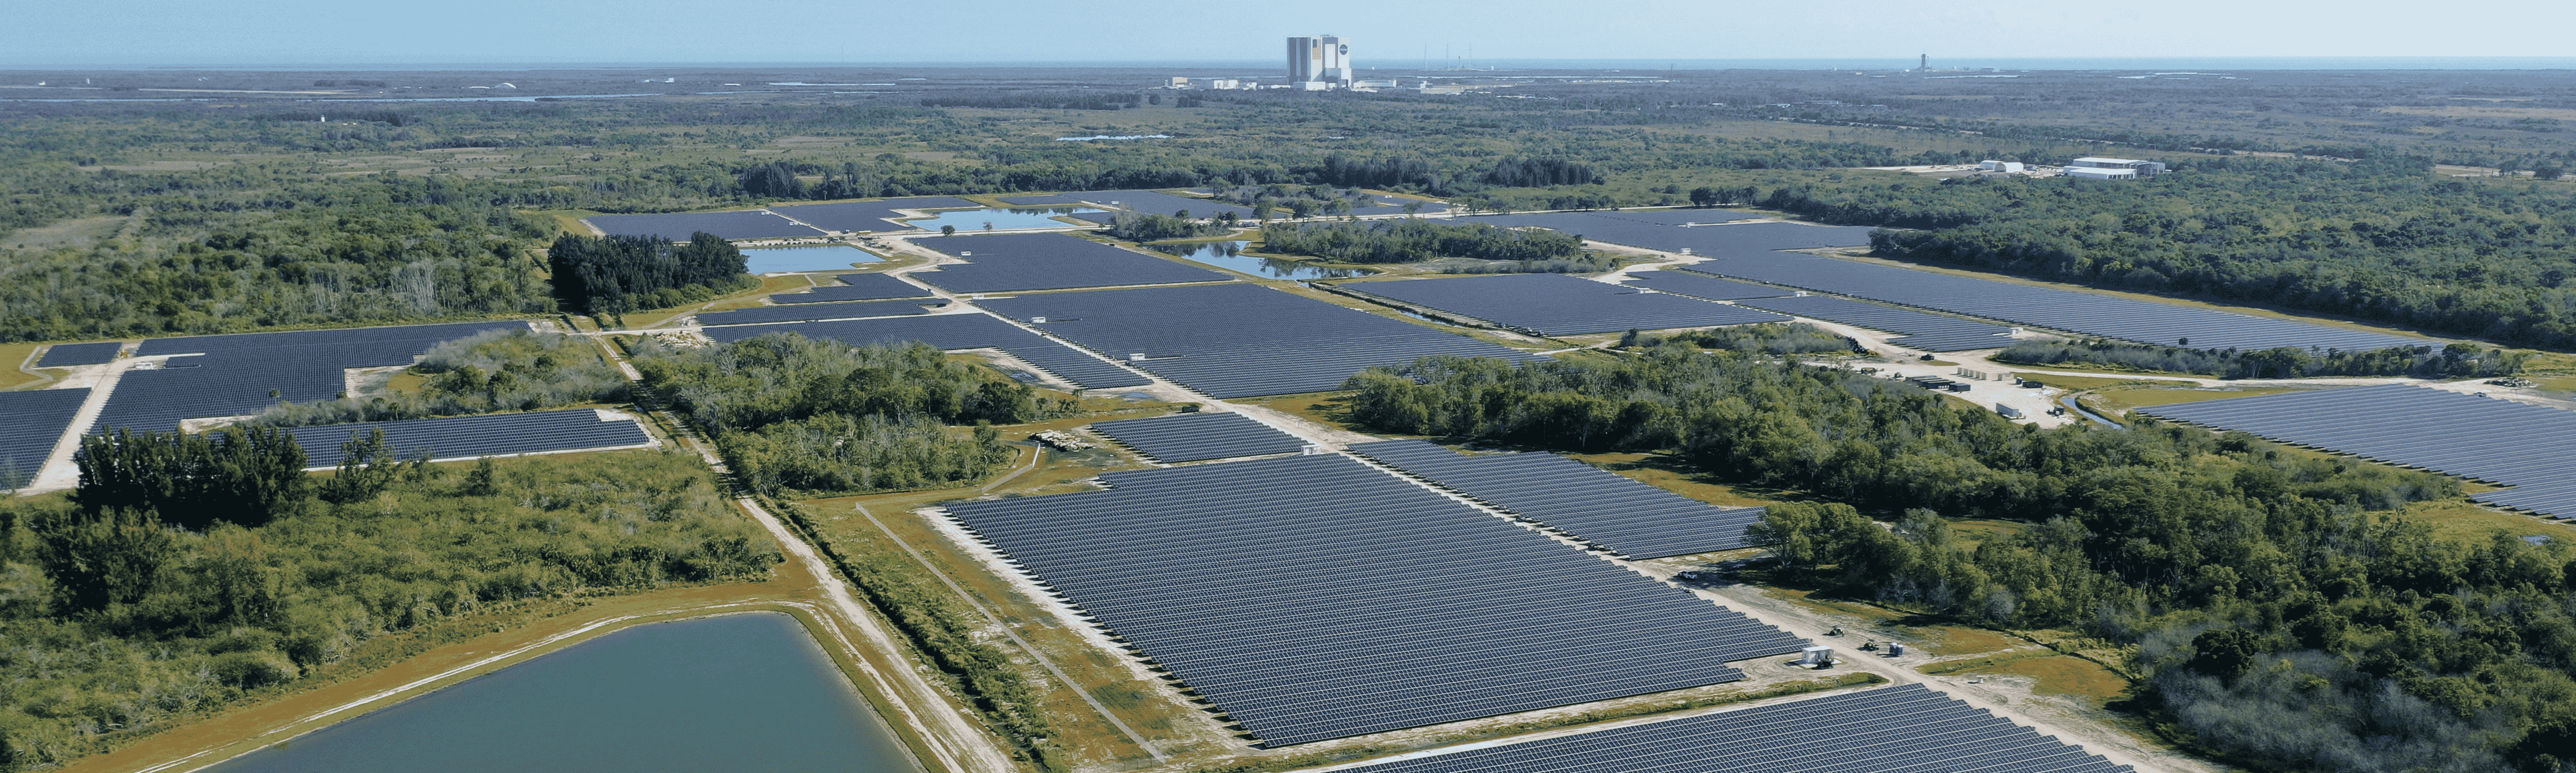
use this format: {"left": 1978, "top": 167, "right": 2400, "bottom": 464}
{"left": 2067, "top": 157, "right": 2167, "bottom": 176}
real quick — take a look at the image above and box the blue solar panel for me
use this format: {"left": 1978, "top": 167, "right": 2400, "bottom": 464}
{"left": 2140, "top": 384, "right": 2576, "bottom": 519}
{"left": 1088, "top": 412, "right": 1307, "bottom": 462}
{"left": 1343, "top": 683, "right": 2133, "bottom": 773}
{"left": 1339, "top": 274, "right": 1792, "bottom": 337}
{"left": 910, "top": 232, "right": 1233, "bottom": 293}
{"left": 1618, "top": 271, "right": 1795, "bottom": 301}
{"left": 701, "top": 313, "right": 1152, "bottom": 391}
{"left": 1730, "top": 295, "right": 2017, "bottom": 352}
{"left": 1675, "top": 255, "right": 2427, "bottom": 353}
{"left": 975, "top": 283, "right": 1546, "bottom": 398}
{"left": 766, "top": 273, "right": 930, "bottom": 304}
{"left": 694, "top": 298, "right": 942, "bottom": 327}
{"left": 283, "top": 410, "right": 653, "bottom": 468}
{"left": 582, "top": 210, "right": 826, "bottom": 240}
{"left": 1474, "top": 214, "right": 2426, "bottom": 353}
{"left": 0, "top": 388, "right": 88, "bottom": 483}
{"left": 36, "top": 342, "right": 120, "bottom": 367}
{"left": 944, "top": 454, "right": 1807, "bottom": 747}
{"left": 1353, "top": 440, "right": 1768, "bottom": 559}
{"left": 99, "top": 322, "right": 530, "bottom": 434}
{"left": 767, "top": 197, "right": 982, "bottom": 232}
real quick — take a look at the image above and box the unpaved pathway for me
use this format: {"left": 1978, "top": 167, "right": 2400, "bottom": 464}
{"left": 1671, "top": 575, "right": 2221, "bottom": 773}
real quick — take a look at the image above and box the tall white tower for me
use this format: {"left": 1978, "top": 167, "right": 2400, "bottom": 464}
{"left": 1287, "top": 35, "right": 1353, "bottom": 87}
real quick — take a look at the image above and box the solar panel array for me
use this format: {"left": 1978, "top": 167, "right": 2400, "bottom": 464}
{"left": 1731, "top": 295, "right": 2017, "bottom": 352}
{"left": 1087, "top": 412, "right": 1307, "bottom": 462}
{"left": 767, "top": 273, "right": 930, "bottom": 304}
{"left": 694, "top": 298, "right": 940, "bottom": 326}
{"left": 1676, "top": 255, "right": 2427, "bottom": 353}
{"left": 910, "top": 232, "right": 1233, "bottom": 293}
{"left": 36, "top": 342, "right": 120, "bottom": 367}
{"left": 1616, "top": 271, "right": 1794, "bottom": 301}
{"left": 282, "top": 410, "right": 653, "bottom": 468}
{"left": 0, "top": 388, "right": 87, "bottom": 483}
{"left": 974, "top": 283, "right": 1545, "bottom": 398}
{"left": 702, "top": 314, "right": 1152, "bottom": 390}
{"left": 766, "top": 197, "right": 982, "bottom": 232}
{"left": 1474, "top": 214, "right": 2425, "bottom": 353}
{"left": 997, "top": 195, "right": 1083, "bottom": 206}
{"left": 99, "top": 322, "right": 530, "bottom": 434}
{"left": 582, "top": 210, "right": 826, "bottom": 241}
{"left": 1464, "top": 214, "right": 1877, "bottom": 253}
{"left": 943, "top": 454, "right": 1807, "bottom": 747}
{"left": 1352, "top": 440, "right": 1771, "bottom": 559}
{"left": 2139, "top": 384, "right": 2576, "bottom": 519}
{"left": 1343, "top": 683, "right": 2133, "bottom": 773}
{"left": 1341, "top": 274, "right": 1791, "bottom": 337}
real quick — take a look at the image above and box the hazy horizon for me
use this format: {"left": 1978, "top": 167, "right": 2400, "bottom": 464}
{"left": 15, "top": 0, "right": 2573, "bottom": 69}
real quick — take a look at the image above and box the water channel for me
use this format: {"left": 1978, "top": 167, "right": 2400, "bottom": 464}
{"left": 1151, "top": 240, "right": 1372, "bottom": 280}
{"left": 204, "top": 612, "right": 915, "bottom": 772}
{"left": 744, "top": 244, "right": 884, "bottom": 274}
{"left": 897, "top": 206, "right": 1102, "bottom": 232}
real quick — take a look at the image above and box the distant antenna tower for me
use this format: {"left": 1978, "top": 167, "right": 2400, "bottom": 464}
{"left": 1920, "top": 54, "right": 1929, "bottom": 70}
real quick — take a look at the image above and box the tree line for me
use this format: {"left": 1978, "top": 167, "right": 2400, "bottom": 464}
{"left": 1260, "top": 219, "right": 1585, "bottom": 265}
{"left": 1994, "top": 339, "right": 2528, "bottom": 380}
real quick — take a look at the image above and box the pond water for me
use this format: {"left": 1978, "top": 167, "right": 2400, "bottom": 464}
{"left": 898, "top": 207, "right": 1101, "bottom": 232}
{"left": 744, "top": 245, "right": 884, "bottom": 273}
{"left": 205, "top": 612, "right": 914, "bottom": 773}
{"left": 1151, "top": 241, "right": 1373, "bottom": 280}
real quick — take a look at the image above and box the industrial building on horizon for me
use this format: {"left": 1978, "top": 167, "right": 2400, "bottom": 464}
{"left": 1289, "top": 34, "right": 1355, "bottom": 89}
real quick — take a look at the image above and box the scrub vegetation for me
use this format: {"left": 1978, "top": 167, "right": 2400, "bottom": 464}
{"left": 631, "top": 334, "right": 1070, "bottom": 497}
{"left": 246, "top": 329, "right": 631, "bottom": 427}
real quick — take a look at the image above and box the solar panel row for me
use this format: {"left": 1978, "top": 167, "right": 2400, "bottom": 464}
{"left": 35, "top": 342, "right": 120, "bottom": 367}
{"left": 1728, "top": 295, "right": 2017, "bottom": 352}
{"left": 1466, "top": 213, "right": 2424, "bottom": 353}
{"left": 974, "top": 283, "right": 1545, "bottom": 398}
{"left": 1343, "top": 683, "right": 2133, "bottom": 773}
{"left": 909, "top": 232, "right": 1232, "bottom": 293}
{"left": 1086, "top": 412, "right": 1307, "bottom": 462}
{"left": 766, "top": 273, "right": 930, "bottom": 304}
{"left": 1352, "top": 440, "right": 1770, "bottom": 559}
{"left": 1674, "top": 254, "right": 2427, "bottom": 353}
{"left": 766, "top": 197, "right": 984, "bottom": 232}
{"left": 701, "top": 314, "right": 1152, "bottom": 390}
{"left": 283, "top": 409, "right": 654, "bottom": 469}
{"left": 1463, "top": 214, "right": 1877, "bottom": 252}
{"left": 694, "top": 298, "right": 942, "bottom": 327}
{"left": 0, "top": 388, "right": 87, "bottom": 483}
{"left": 2139, "top": 384, "right": 2576, "bottom": 519}
{"left": 1615, "top": 271, "right": 1795, "bottom": 301}
{"left": 943, "top": 454, "right": 1807, "bottom": 747}
{"left": 1341, "top": 274, "right": 1792, "bottom": 337}
{"left": 100, "top": 322, "right": 530, "bottom": 434}
{"left": 581, "top": 210, "right": 826, "bottom": 241}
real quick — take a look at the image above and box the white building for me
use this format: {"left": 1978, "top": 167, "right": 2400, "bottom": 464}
{"left": 1287, "top": 35, "right": 1354, "bottom": 88}
{"left": 2067, "top": 157, "right": 2167, "bottom": 176}
{"left": 2065, "top": 166, "right": 2139, "bottom": 180}
{"left": 1979, "top": 160, "right": 2025, "bottom": 173}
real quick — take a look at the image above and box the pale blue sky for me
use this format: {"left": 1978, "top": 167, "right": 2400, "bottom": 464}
{"left": 6, "top": 0, "right": 2570, "bottom": 68}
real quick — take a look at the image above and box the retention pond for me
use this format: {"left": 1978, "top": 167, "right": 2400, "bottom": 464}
{"left": 204, "top": 612, "right": 915, "bottom": 772}
{"left": 744, "top": 244, "right": 885, "bottom": 273}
